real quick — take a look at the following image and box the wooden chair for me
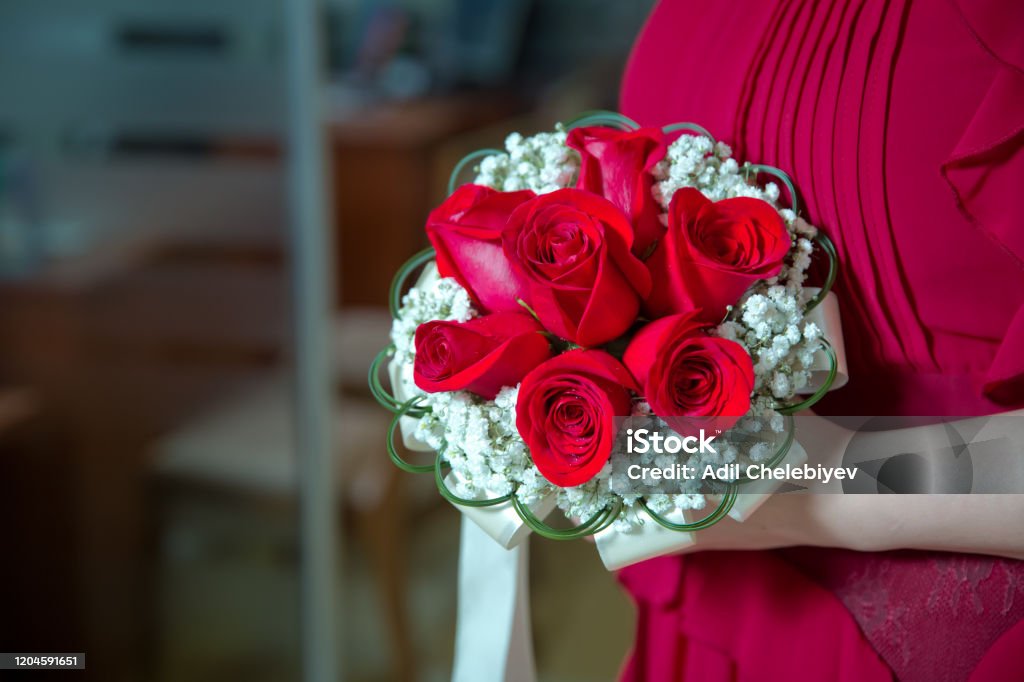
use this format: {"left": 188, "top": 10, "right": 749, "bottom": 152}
{"left": 148, "top": 309, "right": 417, "bottom": 681}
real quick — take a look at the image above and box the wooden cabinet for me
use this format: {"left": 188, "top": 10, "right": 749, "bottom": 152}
{"left": 330, "top": 93, "right": 523, "bottom": 305}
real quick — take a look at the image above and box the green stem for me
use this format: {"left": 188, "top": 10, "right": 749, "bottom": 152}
{"left": 516, "top": 297, "right": 541, "bottom": 322}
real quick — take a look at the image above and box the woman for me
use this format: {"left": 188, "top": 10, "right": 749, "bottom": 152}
{"left": 617, "top": 0, "right": 1024, "bottom": 679}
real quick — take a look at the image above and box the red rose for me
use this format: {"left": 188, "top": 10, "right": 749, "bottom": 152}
{"left": 645, "top": 188, "right": 790, "bottom": 322}
{"left": 567, "top": 126, "right": 668, "bottom": 257}
{"left": 502, "top": 189, "right": 651, "bottom": 347}
{"left": 426, "top": 184, "right": 536, "bottom": 313}
{"left": 517, "top": 350, "right": 637, "bottom": 487}
{"left": 624, "top": 312, "right": 754, "bottom": 434}
{"left": 413, "top": 312, "right": 552, "bottom": 400}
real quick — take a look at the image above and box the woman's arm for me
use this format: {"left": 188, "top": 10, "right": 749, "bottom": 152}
{"left": 693, "top": 493, "right": 1024, "bottom": 560}
{"left": 686, "top": 409, "right": 1024, "bottom": 560}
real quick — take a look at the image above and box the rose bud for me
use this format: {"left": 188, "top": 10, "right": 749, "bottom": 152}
{"left": 624, "top": 312, "right": 754, "bottom": 434}
{"left": 413, "top": 312, "right": 552, "bottom": 400}
{"left": 426, "top": 184, "right": 536, "bottom": 314}
{"left": 516, "top": 350, "right": 637, "bottom": 487}
{"left": 502, "top": 189, "right": 652, "bottom": 347}
{"left": 644, "top": 188, "right": 790, "bottom": 322}
{"left": 567, "top": 125, "right": 669, "bottom": 257}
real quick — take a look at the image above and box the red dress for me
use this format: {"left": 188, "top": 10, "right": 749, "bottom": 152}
{"left": 618, "top": 0, "right": 1024, "bottom": 679}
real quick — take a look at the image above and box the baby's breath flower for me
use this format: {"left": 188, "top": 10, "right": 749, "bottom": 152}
{"left": 473, "top": 127, "right": 579, "bottom": 194}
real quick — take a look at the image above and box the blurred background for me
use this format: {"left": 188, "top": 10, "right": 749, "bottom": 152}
{"left": 0, "top": 0, "right": 652, "bottom": 680}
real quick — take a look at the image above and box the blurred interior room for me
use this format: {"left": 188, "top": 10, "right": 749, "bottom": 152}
{"left": 0, "top": 1, "right": 653, "bottom": 680}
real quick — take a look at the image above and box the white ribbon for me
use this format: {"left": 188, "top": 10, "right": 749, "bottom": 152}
{"left": 452, "top": 519, "right": 536, "bottom": 682}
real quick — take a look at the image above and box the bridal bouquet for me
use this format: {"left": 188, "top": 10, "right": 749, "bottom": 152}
{"left": 370, "top": 112, "right": 842, "bottom": 569}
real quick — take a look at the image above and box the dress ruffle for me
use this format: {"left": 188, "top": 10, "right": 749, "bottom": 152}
{"left": 943, "top": 0, "right": 1024, "bottom": 406}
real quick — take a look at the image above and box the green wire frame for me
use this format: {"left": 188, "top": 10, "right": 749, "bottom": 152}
{"left": 368, "top": 346, "right": 429, "bottom": 418}
{"left": 747, "top": 163, "right": 800, "bottom": 216}
{"left": 662, "top": 121, "right": 716, "bottom": 142}
{"left": 805, "top": 231, "right": 838, "bottom": 312}
{"left": 434, "top": 449, "right": 624, "bottom": 540}
{"left": 368, "top": 345, "right": 399, "bottom": 412}
{"left": 448, "top": 148, "right": 504, "bottom": 196}
{"left": 389, "top": 247, "right": 437, "bottom": 319}
{"left": 434, "top": 454, "right": 512, "bottom": 508}
{"left": 566, "top": 110, "right": 640, "bottom": 131}
{"left": 727, "top": 412, "right": 797, "bottom": 486}
{"left": 640, "top": 484, "right": 739, "bottom": 532}
{"left": 762, "top": 413, "right": 797, "bottom": 469}
{"left": 512, "top": 494, "right": 622, "bottom": 541}
{"left": 380, "top": 247, "right": 438, "bottom": 416}
{"left": 775, "top": 339, "right": 839, "bottom": 415}
{"left": 387, "top": 397, "right": 435, "bottom": 474}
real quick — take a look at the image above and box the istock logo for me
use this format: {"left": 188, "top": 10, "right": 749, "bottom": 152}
{"left": 625, "top": 428, "right": 718, "bottom": 455}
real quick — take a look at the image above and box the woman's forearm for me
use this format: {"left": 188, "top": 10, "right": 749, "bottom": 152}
{"left": 688, "top": 410, "right": 1024, "bottom": 559}
{"left": 687, "top": 492, "right": 1024, "bottom": 560}
{"left": 757, "top": 494, "right": 1024, "bottom": 559}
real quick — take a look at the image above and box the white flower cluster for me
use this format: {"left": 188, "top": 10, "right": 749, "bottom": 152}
{"left": 652, "top": 135, "right": 781, "bottom": 206}
{"left": 414, "top": 387, "right": 555, "bottom": 504}
{"left": 716, "top": 286, "right": 823, "bottom": 400}
{"left": 473, "top": 128, "right": 579, "bottom": 194}
{"left": 390, "top": 123, "right": 830, "bottom": 535}
{"left": 608, "top": 424, "right": 708, "bottom": 523}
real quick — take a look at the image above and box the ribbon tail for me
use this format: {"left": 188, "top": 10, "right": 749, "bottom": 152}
{"left": 452, "top": 517, "right": 536, "bottom": 682}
